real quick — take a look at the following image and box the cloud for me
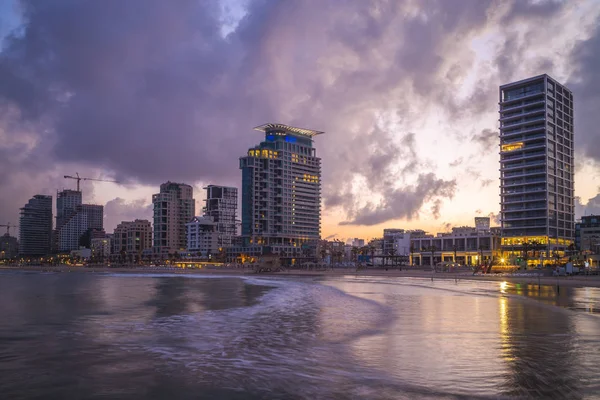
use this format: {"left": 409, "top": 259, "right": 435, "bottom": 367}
{"left": 568, "top": 16, "right": 600, "bottom": 164}
{"left": 103, "top": 197, "right": 153, "bottom": 232}
{"left": 0, "top": 0, "right": 595, "bottom": 233}
{"left": 340, "top": 173, "right": 457, "bottom": 226}
{"left": 575, "top": 194, "right": 600, "bottom": 218}
{"left": 471, "top": 129, "right": 498, "bottom": 151}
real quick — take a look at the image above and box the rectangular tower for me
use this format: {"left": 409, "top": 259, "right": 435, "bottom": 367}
{"left": 19, "top": 195, "right": 53, "bottom": 256}
{"left": 56, "top": 189, "right": 82, "bottom": 229}
{"left": 152, "top": 182, "right": 195, "bottom": 257}
{"left": 499, "top": 74, "right": 574, "bottom": 258}
{"left": 239, "top": 123, "right": 322, "bottom": 256}
{"left": 203, "top": 185, "right": 238, "bottom": 247}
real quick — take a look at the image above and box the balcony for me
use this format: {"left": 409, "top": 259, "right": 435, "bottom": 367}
{"left": 500, "top": 159, "right": 546, "bottom": 170}
{"left": 501, "top": 178, "right": 547, "bottom": 188}
{"left": 499, "top": 107, "right": 545, "bottom": 123}
{"left": 500, "top": 98, "right": 545, "bottom": 113}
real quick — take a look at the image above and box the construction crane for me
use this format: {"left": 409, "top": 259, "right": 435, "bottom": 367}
{"left": 63, "top": 172, "right": 119, "bottom": 191}
{"left": 0, "top": 223, "right": 14, "bottom": 236}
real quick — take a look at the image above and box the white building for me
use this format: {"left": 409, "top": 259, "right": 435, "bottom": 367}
{"left": 383, "top": 229, "right": 411, "bottom": 256}
{"left": 57, "top": 204, "right": 103, "bottom": 252}
{"left": 186, "top": 216, "right": 219, "bottom": 257}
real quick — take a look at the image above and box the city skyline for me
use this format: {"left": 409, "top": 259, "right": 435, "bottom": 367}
{"left": 1, "top": 1, "right": 600, "bottom": 241}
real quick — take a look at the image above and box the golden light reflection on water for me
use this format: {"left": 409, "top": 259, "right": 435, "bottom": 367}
{"left": 498, "top": 296, "right": 514, "bottom": 363}
{"left": 499, "top": 281, "right": 508, "bottom": 294}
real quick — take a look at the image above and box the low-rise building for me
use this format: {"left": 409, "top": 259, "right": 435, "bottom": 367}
{"left": 186, "top": 216, "right": 219, "bottom": 257}
{"left": 411, "top": 226, "right": 501, "bottom": 266}
{"left": 576, "top": 215, "right": 600, "bottom": 254}
{"left": 112, "top": 219, "right": 152, "bottom": 256}
{"left": 91, "top": 237, "right": 111, "bottom": 260}
{"left": 0, "top": 234, "right": 19, "bottom": 259}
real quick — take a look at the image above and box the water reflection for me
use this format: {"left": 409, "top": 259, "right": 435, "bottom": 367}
{"left": 498, "top": 295, "right": 580, "bottom": 398}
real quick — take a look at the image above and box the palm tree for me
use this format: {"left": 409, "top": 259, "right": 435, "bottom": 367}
{"left": 423, "top": 245, "right": 436, "bottom": 268}
{"left": 388, "top": 247, "right": 397, "bottom": 267}
{"left": 409, "top": 244, "right": 416, "bottom": 266}
{"left": 452, "top": 244, "right": 458, "bottom": 264}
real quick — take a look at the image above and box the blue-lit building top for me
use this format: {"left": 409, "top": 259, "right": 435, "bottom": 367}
{"left": 238, "top": 123, "right": 322, "bottom": 256}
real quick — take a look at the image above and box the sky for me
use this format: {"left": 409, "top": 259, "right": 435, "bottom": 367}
{"left": 0, "top": 0, "right": 600, "bottom": 243}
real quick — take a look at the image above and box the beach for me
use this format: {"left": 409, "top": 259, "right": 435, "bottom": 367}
{"left": 3, "top": 264, "right": 600, "bottom": 288}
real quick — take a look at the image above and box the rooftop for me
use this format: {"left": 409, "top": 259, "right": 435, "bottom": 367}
{"left": 254, "top": 123, "right": 324, "bottom": 138}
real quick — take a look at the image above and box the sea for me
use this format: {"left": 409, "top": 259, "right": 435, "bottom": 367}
{"left": 1, "top": 271, "right": 600, "bottom": 399}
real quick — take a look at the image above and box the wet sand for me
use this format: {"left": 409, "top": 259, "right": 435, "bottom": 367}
{"left": 2, "top": 265, "right": 600, "bottom": 288}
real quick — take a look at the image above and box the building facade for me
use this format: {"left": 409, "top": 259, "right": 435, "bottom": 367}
{"left": 411, "top": 227, "right": 501, "bottom": 266}
{"left": 203, "top": 185, "right": 237, "bottom": 247}
{"left": 499, "top": 74, "right": 574, "bottom": 257}
{"left": 383, "top": 229, "right": 411, "bottom": 256}
{"left": 0, "top": 234, "right": 19, "bottom": 259}
{"left": 576, "top": 215, "right": 600, "bottom": 254}
{"left": 57, "top": 204, "right": 104, "bottom": 252}
{"left": 239, "top": 123, "right": 322, "bottom": 257}
{"left": 19, "top": 195, "right": 53, "bottom": 256}
{"left": 186, "top": 216, "right": 219, "bottom": 257}
{"left": 112, "top": 219, "right": 152, "bottom": 256}
{"left": 152, "top": 182, "right": 195, "bottom": 257}
{"left": 91, "top": 237, "right": 112, "bottom": 260}
{"left": 56, "top": 189, "right": 82, "bottom": 229}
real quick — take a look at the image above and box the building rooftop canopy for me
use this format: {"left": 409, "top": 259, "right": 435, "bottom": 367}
{"left": 254, "top": 123, "right": 324, "bottom": 138}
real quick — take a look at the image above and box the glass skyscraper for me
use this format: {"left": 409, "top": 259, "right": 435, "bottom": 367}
{"left": 499, "top": 74, "right": 574, "bottom": 259}
{"left": 239, "top": 123, "right": 322, "bottom": 256}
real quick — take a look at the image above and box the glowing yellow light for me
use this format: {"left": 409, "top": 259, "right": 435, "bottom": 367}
{"left": 501, "top": 258, "right": 506, "bottom": 263}
{"left": 501, "top": 142, "right": 524, "bottom": 152}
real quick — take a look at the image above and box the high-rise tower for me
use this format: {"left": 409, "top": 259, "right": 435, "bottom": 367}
{"left": 203, "top": 185, "right": 237, "bottom": 247}
{"left": 499, "top": 74, "right": 574, "bottom": 259}
{"left": 239, "top": 123, "right": 322, "bottom": 256}
{"left": 152, "top": 182, "right": 195, "bottom": 257}
{"left": 19, "top": 195, "right": 53, "bottom": 256}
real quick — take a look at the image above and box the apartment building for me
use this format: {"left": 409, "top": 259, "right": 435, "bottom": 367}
{"left": 238, "top": 123, "right": 322, "bottom": 257}
{"left": 112, "top": 219, "right": 152, "bottom": 256}
{"left": 499, "top": 74, "right": 574, "bottom": 257}
{"left": 19, "top": 195, "right": 53, "bottom": 256}
{"left": 152, "top": 182, "right": 195, "bottom": 257}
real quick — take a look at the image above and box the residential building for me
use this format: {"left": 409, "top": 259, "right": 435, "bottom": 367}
{"left": 411, "top": 227, "right": 501, "bottom": 266}
{"left": 499, "top": 74, "right": 574, "bottom": 259}
{"left": 351, "top": 238, "right": 365, "bottom": 247}
{"left": 112, "top": 219, "right": 152, "bottom": 256}
{"left": 186, "top": 216, "right": 219, "bottom": 257}
{"left": 91, "top": 237, "right": 112, "bottom": 260}
{"left": 383, "top": 229, "right": 411, "bottom": 256}
{"left": 475, "top": 217, "right": 491, "bottom": 232}
{"left": 238, "top": 123, "right": 322, "bottom": 257}
{"left": 203, "top": 185, "right": 238, "bottom": 247}
{"left": 576, "top": 215, "right": 600, "bottom": 253}
{"left": 57, "top": 204, "right": 103, "bottom": 252}
{"left": 56, "top": 189, "right": 82, "bottom": 229}
{"left": 0, "top": 234, "right": 19, "bottom": 259}
{"left": 152, "top": 182, "right": 195, "bottom": 257}
{"left": 19, "top": 195, "right": 53, "bottom": 256}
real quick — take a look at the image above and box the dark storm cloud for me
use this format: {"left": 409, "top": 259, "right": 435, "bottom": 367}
{"left": 0, "top": 0, "right": 590, "bottom": 229}
{"left": 568, "top": 16, "right": 600, "bottom": 164}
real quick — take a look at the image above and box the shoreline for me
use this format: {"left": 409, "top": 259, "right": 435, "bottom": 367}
{"left": 3, "top": 265, "right": 600, "bottom": 288}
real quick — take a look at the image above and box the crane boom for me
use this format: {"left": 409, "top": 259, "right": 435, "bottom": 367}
{"left": 0, "top": 223, "right": 14, "bottom": 236}
{"left": 64, "top": 173, "right": 119, "bottom": 191}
